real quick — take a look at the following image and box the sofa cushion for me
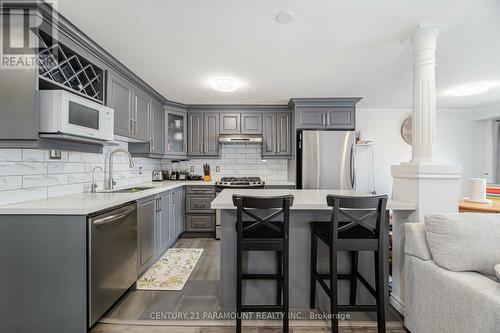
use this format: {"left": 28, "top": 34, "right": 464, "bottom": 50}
{"left": 405, "top": 223, "right": 432, "bottom": 260}
{"left": 425, "top": 213, "right": 500, "bottom": 276}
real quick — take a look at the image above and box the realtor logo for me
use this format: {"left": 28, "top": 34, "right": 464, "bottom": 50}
{"left": 0, "top": 0, "right": 58, "bottom": 69}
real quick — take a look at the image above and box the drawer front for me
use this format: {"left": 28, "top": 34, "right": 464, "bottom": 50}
{"left": 186, "top": 186, "right": 215, "bottom": 194}
{"left": 186, "top": 195, "right": 214, "bottom": 213}
{"left": 186, "top": 214, "right": 215, "bottom": 232}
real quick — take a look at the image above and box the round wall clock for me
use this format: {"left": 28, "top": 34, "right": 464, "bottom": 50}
{"left": 401, "top": 117, "right": 412, "bottom": 145}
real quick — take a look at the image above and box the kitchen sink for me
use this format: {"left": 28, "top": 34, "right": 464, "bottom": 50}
{"left": 112, "top": 186, "right": 155, "bottom": 193}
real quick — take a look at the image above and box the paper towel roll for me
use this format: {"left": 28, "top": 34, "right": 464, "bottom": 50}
{"left": 469, "top": 178, "right": 487, "bottom": 202}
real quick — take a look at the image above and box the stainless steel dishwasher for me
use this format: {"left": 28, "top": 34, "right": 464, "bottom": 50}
{"left": 88, "top": 203, "right": 137, "bottom": 327}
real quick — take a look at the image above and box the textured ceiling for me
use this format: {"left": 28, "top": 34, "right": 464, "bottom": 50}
{"left": 56, "top": 0, "right": 500, "bottom": 108}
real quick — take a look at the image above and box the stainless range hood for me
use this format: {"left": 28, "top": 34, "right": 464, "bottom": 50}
{"left": 218, "top": 134, "right": 263, "bottom": 143}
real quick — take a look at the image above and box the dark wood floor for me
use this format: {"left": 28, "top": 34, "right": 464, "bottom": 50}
{"left": 91, "top": 238, "right": 404, "bottom": 333}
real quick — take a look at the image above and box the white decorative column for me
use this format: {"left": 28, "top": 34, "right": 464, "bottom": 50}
{"left": 390, "top": 25, "right": 462, "bottom": 314}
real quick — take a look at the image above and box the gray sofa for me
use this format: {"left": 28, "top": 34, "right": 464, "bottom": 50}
{"left": 404, "top": 214, "right": 500, "bottom": 333}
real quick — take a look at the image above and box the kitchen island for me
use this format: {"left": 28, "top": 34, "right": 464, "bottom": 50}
{"left": 211, "top": 189, "right": 416, "bottom": 312}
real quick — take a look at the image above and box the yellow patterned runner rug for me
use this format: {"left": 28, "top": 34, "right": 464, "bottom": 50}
{"left": 137, "top": 248, "right": 204, "bottom": 291}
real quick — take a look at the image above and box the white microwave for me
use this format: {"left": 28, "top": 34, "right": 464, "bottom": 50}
{"left": 38, "top": 90, "right": 114, "bottom": 141}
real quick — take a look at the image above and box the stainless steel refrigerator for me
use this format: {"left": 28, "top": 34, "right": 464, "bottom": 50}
{"left": 297, "top": 130, "right": 356, "bottom": 190}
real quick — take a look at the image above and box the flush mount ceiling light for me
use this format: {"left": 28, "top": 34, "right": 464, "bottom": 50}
{"left": 443, "top": 81, "right": 498, "bottom": 97}
{"left": 275, "top": 10, "right": 295, "bottom": 24}
{"left": 212, "top": 78, "right": 238, "bottom": 92}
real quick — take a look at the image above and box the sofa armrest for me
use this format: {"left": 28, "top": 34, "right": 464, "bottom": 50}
{"left": 405, "top": 223, "right": 432, "bottom": 261}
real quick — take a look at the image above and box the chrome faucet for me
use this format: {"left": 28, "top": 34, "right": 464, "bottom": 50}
{"left": 90, "top": 166, "right": 104, "bottom": 193}
{"left": 106, "top": 149, "right": 135, "bottom": 190}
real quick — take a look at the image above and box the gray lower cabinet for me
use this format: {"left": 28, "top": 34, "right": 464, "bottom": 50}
{"left": 157, "top": 192, "right": 171, "bottom": 256}
{"left": 188, "top": 113, "right": 220, "bottom": 156}
{"left": 187, "top": 215, "right": 215, "bottom": 232}
{"left": 184, "top": 186, "right": 215, "bottom": 235}
{"left": 171, "top": 187, "right": 184, "bottom": 239}
{"left": 137, "top": 196, "right": 157, "bottom": 275}
{"left": 262, "top": 112, "right": 291, "bottom": 157}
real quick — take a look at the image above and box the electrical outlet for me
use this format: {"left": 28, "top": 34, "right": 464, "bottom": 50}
{"left": 215, "top": 166, "right": 220, "bottom": 172}
{"left": 190, "top": 166, "right": 195, "bottom": 172}
{"left": 49, "top": 150, "right": 61, "bottom": 160}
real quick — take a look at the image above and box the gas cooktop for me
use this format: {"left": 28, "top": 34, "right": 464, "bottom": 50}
{"left": 216, "top": 177, "right": 265, "bottom": 188}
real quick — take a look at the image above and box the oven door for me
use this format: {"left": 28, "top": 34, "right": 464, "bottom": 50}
{"left": 60, "top": 91, "right": 114, "bottom": 141}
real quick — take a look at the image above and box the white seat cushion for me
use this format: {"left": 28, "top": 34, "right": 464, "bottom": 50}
{"left": 425, "top": 213, "right": 500, "bottom": 276}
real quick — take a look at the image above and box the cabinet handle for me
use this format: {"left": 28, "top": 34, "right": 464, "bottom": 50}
{"left": 133, "top": 119, "right": 137, "bottom": 134}
{"left": 130, "top": 119, "right": 134, "bottom": 133}
{"left": 199, "top": 142, "right": 203, "bottom": 153}
{"left": 326, "top": 113, "right": 330, "bottom": 125}
{"left": 159, "top": 197, "right": 162, "bottom": 212}
{"left": 205, "top": 142, "right": 208, "bottom": 153}
{"left": 150, "top": 138, "right": 154, "bottom": 149}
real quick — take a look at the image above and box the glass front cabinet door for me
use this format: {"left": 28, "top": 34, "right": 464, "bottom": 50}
{"left": 165, "top": 109, "right": 187, "bottom": 158}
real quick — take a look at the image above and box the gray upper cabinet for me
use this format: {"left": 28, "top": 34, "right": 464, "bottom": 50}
{"left": 241, "top": 113, "right": 262, "bottom": 134}
{"left": 187, "top": 113, "right": 204, "bottom": 156}
{"left": 187, "top": 112, "right": 220, "bottom": 157}
{"left": 291, "top": 98, "right": 361, "bottom": 130}
{"left": 107, "top": 72, "right": 133, "bottom": 137}
{"left": 165, "top": 107, "right": 187, "bottom": 158}
{"left": 150, "top": 100, "right": 165, "bottom": 155}
{"left": 262, "top": 112, "right": 291, "bottom": 157}
{"left": 324, "top": 107, "right": 355, "bottom": 129}
{"left": 220, "top": 112, "right": 263, "bottom": 135}
{"left": 296, "top": 107, "right": 325, "bottom": 128}
{"left": 262, "top": 113, "right": 277, "bottom": 155}
{"left": 204, "top": 113, "right": 220, "bottom": 156}
{"left": 220, "top": 113, "right": 240, "bottom": 134}
{"left": 133, "top": 91, "right": 151, "bottom": 142}
{"left": 276, "top": 112, "right": 291, "bottom": 155}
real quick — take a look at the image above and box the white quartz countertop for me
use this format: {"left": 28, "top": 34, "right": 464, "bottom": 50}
{"left": 0, "top": 180, "right": 297, "bottom": 215}
{"left": 211, "top": 189, "right": 416, "bottom": 211}
{"left": 0, "top": 180, "right": 210, "bottom": 215}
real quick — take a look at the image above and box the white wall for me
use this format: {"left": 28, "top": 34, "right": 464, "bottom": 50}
{"left": 356, "top": 108, "right": 485, "bottom": 196}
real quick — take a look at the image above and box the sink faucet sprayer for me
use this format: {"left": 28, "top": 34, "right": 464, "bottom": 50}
{"left": 106, "top": 149, "right": 135, "bottom": 190}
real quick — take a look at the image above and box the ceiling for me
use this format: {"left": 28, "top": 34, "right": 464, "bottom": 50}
{"left": 56, "top": 0, "right": 500, "bottom": 109}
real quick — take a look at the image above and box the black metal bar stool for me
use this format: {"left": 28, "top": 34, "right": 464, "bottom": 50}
{"left": 233, "top": 194, "right": 294, "bottom": 333}
{"left": 310, "top": 195, "right": 388, "bottom": 333}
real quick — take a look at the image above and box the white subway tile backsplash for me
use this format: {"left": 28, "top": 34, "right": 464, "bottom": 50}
{"left": 48, "top": 162, "right": 85, "bottom": 174}
{"left": 165, "top": 144, "right": 289, "bottom": 182}
{"left": 0, "top": 176, "right": 23, "bottom": 191}
{"left": 0, "top": 187, "right": 47, "bottom": 205}
{"left": 0, "top": 149, "right": 22, "bottom": 162}
{"left": 0, "top": 143, "right": 163, "bottom": 206}
{"left": 0, "top": 162, "right": 47, "bottom": 176}
{"left": 47, "top": 183, "right": 85, "bottom": 198}
{"left": 22, "top": 149, "right": 47, "bottom": 161}
{"left": 23, "top": 174, "right": 68, "bottom": 188}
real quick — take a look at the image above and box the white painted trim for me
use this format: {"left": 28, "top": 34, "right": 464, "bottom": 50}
{"left": 390, "top": 294, "right": 405, "bottom": 315}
